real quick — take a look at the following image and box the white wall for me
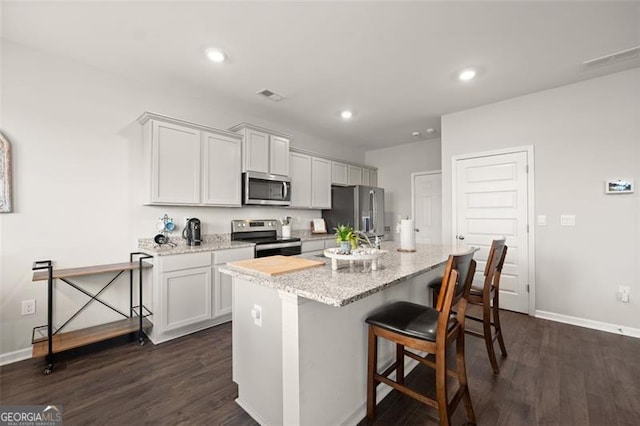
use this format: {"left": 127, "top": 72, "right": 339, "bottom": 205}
{"left": 0, "top": 40, "right": 366, "bottom": 358}
{"left": 365, "top": 139, "right": 441, "bottom": 239}
{"left": 441, "top": 68, "right": 640, "bottom": 329}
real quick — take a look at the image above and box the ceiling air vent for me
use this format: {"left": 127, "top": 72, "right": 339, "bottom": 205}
{"left": 257, "top": 88, "right": 285, "bottom": 102}
{"left": 582, "top": 45, "right": 640, "bottom": 69}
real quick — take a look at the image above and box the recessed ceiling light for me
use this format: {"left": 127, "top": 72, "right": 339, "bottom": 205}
{"left": 206, "top": 48, "right": 226, "bottom": 63}
{"left": 458, "top": 68, "right": 476, "bottom": 81}
{"left": 341, "top": 110, "right": 353, "bottom": 120}
{"left": 426, "top": 128, "right": 435, "bottom": 134}
{"left": 412, "top": 131, "right": 421, "bottom": 137}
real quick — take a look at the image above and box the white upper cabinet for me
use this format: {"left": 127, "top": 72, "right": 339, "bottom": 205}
{"left": 138, "top": 112, "right": 242, "bottom": 206}
{"left": 289, "top": 151, "right": 331, "bottom": 209}
{"left": 289, "top": 152, "right": 312, "bottom": 208}
{"left": 369, "top": 169, "right": 378, "bottom": 187}
{"left": 230, "top": 123, "right": 291, "bottom": 177}
{"left": 202, "top": 131, "right": 242, "bottom": 206}
{"left": 312, "top": 157, "right": 331, "bottom": 209}
{"left": 244, "top": 129, "right": 270, "bottom": 174}
{"left": 332, "top": 161, "right": 349, "bottom": 186}
{"left": 270, "top": 135, "right": 290, "bottom": 176}
{"left": 150, "top": 120, "right": 201, "bottom": 204}
{"left": 348, "top": 165, "right": 363, "bottom": 186}
{"left": 362, "top": 168, "right": 371, "bottom": 186}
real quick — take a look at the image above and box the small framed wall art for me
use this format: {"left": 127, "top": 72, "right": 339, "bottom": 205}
{"left": 0, "top": 131, "right": 12, "bottom": 213}
{"left": 605, "top": 179, "right": 634, "bottom": 194}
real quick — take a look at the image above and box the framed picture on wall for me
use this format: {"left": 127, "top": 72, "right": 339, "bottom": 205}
{"left": 605, "top": 179, "right": 634, "bottom": 194}
{"left": 0, "top": 131, "right": 12, "bottom": 213}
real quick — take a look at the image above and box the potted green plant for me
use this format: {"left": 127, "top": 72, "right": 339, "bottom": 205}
{"left": 334, "top": 224, "right": 358, "bottom": 254}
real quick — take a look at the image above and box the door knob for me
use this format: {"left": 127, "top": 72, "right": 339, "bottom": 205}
{"left": 457, "top": 235, "right": 465, "bottom": 240}
{"left": 415, "top": 228, "right": 420, "bottom": 232}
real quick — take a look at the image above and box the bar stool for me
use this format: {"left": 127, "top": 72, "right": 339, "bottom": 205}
{"left": 365, "top": 250, "right": 477, "bottom": 426}
{"left": 465, "top": 239, "right": 508, "bottom": 374}
{"left": 428, "top": 239, "right": 508, "bottom": 374}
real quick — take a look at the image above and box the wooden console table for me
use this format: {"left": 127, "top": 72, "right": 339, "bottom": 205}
{"left": 31, "top": 252, "right": 153, "bottom": 375}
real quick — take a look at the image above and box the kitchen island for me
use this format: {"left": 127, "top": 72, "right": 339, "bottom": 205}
{"left": 220, "top": 242, "right": 473, "bottom": 426}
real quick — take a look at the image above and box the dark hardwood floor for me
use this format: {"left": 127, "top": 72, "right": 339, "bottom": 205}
{"left": 1, "top": 309, "right": 639, "bottom": 425}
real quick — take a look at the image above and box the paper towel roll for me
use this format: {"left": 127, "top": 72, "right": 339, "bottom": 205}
{"left": 400, "top": 219, "right": 416, "bottom": 251}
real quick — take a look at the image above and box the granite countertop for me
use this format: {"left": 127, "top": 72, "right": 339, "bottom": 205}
{"left": 138, "top": 233, "right": 254, "bottom": 256}
{"left": 138, "top": 229, "right": 329, "bottom": 256}
{"left": 220, "top": 242, "right": 475, "bottom": 307}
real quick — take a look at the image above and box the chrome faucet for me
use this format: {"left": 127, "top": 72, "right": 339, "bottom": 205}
{"left": 352, "top": 230, "right": 373, "bottom": 248}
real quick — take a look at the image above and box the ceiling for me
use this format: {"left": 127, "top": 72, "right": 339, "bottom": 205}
{"left": 2, "top": 1, "right": 639, "bottom": 150}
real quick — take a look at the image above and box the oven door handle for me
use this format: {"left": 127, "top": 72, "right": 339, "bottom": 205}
{"left": 255, "top": 242, "right": 302, "bottom": 251}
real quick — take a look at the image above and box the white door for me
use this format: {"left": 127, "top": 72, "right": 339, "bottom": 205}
{"left": 412, "top": 172, "right": 442, "bottom": 244}
{"left": 454, "top": 151, "right": 530, "bottom": 313}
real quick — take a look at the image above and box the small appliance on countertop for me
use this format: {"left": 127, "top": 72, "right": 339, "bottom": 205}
{"left": 231, "top": 219, "right": 301, "bottom": 258}
{"left": 183, "top": 217, "right": 202, "bottom": 246}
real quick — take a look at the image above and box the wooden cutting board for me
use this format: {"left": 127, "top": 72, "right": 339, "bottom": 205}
{"left": 229, "top": 255, "right": 325, "bottom": 276}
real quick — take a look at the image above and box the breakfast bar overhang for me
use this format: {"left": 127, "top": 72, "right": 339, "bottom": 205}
{"left": 220, "top": 242, "right": 473, "bottom": 425}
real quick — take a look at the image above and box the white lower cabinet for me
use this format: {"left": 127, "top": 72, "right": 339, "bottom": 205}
{"left": 162, "top": 266, "right": 212, "bottom": 331}
{"left": 301, "top": 238, "right": 335, "bottom": 255}
{"left": 149, "top": 246, "right": 254, "bottom": 344}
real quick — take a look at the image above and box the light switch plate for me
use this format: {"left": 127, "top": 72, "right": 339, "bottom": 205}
{"left": 537, "top": 215, "right": 547, "bottom": 226}
{"left": 560, "top": 215, "right": 576, "bottom": 226}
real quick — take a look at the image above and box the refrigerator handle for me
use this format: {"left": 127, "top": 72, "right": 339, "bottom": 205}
{"left": 370, "top": 190, "right": 375, "bottom": 233}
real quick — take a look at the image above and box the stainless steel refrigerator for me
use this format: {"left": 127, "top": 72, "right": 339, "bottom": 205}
{"left": 322, "top": 185, "right": 385, "bottom": 239}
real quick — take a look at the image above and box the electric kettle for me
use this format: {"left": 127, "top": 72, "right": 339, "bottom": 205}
{"left": 182, "top": 218, "right": 202, "bottom": 246}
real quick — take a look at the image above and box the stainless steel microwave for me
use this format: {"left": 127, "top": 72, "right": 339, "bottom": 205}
{"left": 242, "top": 172, "right": 291, "bottom": 206}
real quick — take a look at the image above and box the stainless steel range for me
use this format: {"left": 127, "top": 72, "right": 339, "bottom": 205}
{"left": 231, "top": 219, "right": 302, "bottom": 258}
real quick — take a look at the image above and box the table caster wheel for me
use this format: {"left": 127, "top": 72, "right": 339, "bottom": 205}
{"left": 44, "top": 368, "right": 52, "bottom": 375}
{"left": 139, "top": 338, "right": 145, "bottom": 346}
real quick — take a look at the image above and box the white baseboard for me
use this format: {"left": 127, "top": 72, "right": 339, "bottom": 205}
{"left": 0, "top": 347, "right": 32, "bottom": 366}
{"left": 535, "top": 310, "right": 640, "bottom": 339}
{"left": 235, "top": 398, "right": 269, "bottom": 426}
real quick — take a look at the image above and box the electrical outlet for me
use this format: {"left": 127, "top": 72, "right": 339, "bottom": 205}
{"left": 251, "top": 304, "right": 262, "bottom": 327}
{"left": 22, "top": 299, "right": 36, "bottom": 316}
{"left": 618, "top": 286, "right": 631, "bottom": 303}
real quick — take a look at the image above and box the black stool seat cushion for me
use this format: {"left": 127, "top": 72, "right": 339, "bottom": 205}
{"left": 365, "top": 301, "right": 457, "bottom": 342}
{"left": 427, "top": 276, "right": 443, "bottom": 291}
